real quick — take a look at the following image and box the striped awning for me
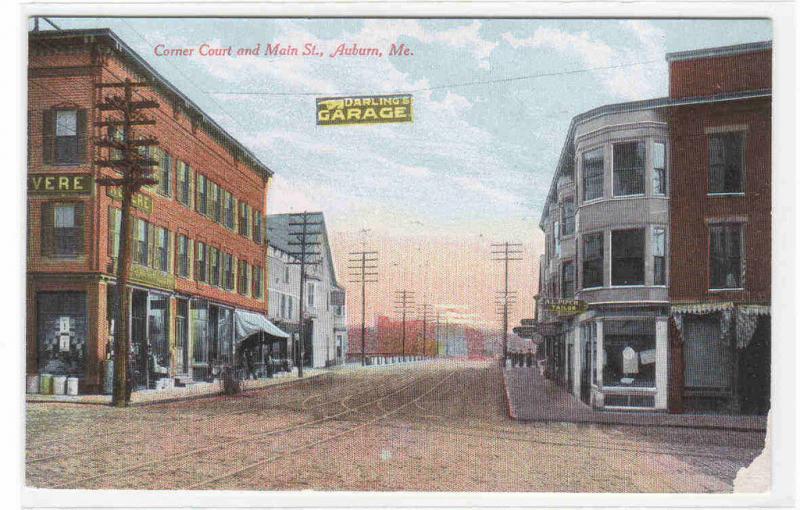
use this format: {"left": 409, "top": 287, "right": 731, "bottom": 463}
{"left": 670, "top": 302, "right": 735, "bottom": 315}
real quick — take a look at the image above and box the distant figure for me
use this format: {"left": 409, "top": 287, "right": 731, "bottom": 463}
{"left": 266, "top": 353, "right": 274, "bottom": 378}
{"left": 526, "top": 351, "right": 533, "bottom": 367}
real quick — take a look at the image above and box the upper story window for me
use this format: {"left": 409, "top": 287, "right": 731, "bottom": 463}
{"left": 653, "top": 142, "right": 666, "bottom": 196}
{"left": 561, "top": 261, "right": 575, "bottom": 299}
{"left": 252, "top": 265, "right": 263, "bottom": 299}
{"left": 176, "top": 235, "right": 189, "bottom": 278}
{"left": 613, "top": 141, "right": 645, "bottom": 196}
{"left": 157, "top": 150, "right": 172, "bottom": 197}
{"left": 611, "top": 229, "right": 645, "bottom": 286}
{"left": 195, "top": 241, "right": 207, "bottom": 282}
{"left": 108, "top": 207, "right": 121, "bottom": 259}
{"left": 238, "top": 202, "right": 251, "bottom": 237}
{"left": 284, "top": 265, "right": 290, "bottom": 283}
{"left": 710, "top": 224, "right": 744, "bottom": 289}
{"left": 553, "top": 221, "right": 561, "bottom": 258}
{"left": 653, "top": 228, "right": 666, "bottom": 285}
{"left": 209, "top": 181, "right": 221, "bottom": 222}
{"left": 133, "top": 218, "right": 150, "bottom": 266}
{"left": 582, "top": 148, "right": 604, "bottom": 202}
{"left": 223, "top": 253, "right": 235, "bottom": 290}
{"left": 44, "top": 109, "right": 86, "bottom": 166}
{"left": 238, "top": 260, "right": 250, "bottom": 296}
{"left": 177, "top": 161, "right": 190, "bottom": 205}
{"left": 155, "top": 226, "right": 170, "bottom": 272}
{"left": 280, "top": 294, "right": 287, "bottom": 318}
{"left": 253, "top": 211, "right": 263, "bottom": 244}
{"left": 582, "top": 232, "right": 604, "bottom": 289}
{"left": 209, "top": 246, "right": 221, "bottom": 286}
{"left": 561, "top": 198, "right": 575, "bottom": 236}
{"left": 709, "top": 132, "right": 745, "bottom": 194}
{"left": 41, "top": 202, "right": 84, "bottom": 258}
{"left": 224, "top": 192, "right": 236, "bottom": 230}
{"left": 195, "top": 174, "right": 208, "bottom": 215}
{"left": 307, "top": 281, "right": 316, "bottom": 307}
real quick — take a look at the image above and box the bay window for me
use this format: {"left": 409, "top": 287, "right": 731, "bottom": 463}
{"left": 582, "top": 232, "right": 603, "bottom": 289}
{"left": 582, "top": 148, "right": 604, "bottom": 202}
{"left": 613, "top": 141, "right": 645, "bottom": 196}
{"left": 611, "top": 229, "right": 645, "bottom": 286}
{"left": 653, "top": 228, "right": 666, "bottom": 285}
{"left": 653, "top": 142, "right": 666, "bottom": 196}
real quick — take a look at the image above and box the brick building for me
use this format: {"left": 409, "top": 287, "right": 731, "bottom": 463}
{"left": 665, "top": 41, "right": 771, "bottom": 414}
{"left": 27, "top": 28, "right": 284, "bottom": 394}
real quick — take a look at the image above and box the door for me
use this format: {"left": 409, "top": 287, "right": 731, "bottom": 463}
{"left": 175, "top": 299, "right": 188, "bottom": 374}
{"left": 130, "top": 290, "right": 149, "bottom": 389}
{"left": 581, "top": 338, "right": 592, "bottom": 403}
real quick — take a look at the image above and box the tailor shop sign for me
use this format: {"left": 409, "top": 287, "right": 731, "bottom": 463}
{"left": 542, "top": 298, "right": 588, "bottom": 316}
{"left": 316, "top": 94, "right": 413, "bottom": 126}
{"left": 106, "top": 187, "right": 154, "bottom": 214}
{"left": 28, "top": 174, "right": 92, "bottom": 195}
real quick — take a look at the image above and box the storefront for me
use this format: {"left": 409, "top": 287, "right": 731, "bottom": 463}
{"left": 35, "top": 291, "right": 89, "bottom": 378}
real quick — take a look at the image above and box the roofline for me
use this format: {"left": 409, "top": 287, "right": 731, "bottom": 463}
{"left": 266, "top": 212, "right": 342, "bottom": 288}
{"left": 538, "top": 89, "right": 771, "bottom": 228}
{"left": 29, "top": 28, "right": 274, "bottom": 178}
{"left": 666, "top": 40, "right": 772, "bottom": 63}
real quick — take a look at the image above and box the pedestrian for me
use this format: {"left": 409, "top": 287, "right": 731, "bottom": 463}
{"left": 526, "top": 351, "right": 533, "bottom": 368}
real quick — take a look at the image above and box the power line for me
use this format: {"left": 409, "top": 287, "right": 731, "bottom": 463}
{"left": 205, "top": 60, "right": 661, "bottom": 98}
{"left": 348, "top": 249, "right": 378, "bottom": 366}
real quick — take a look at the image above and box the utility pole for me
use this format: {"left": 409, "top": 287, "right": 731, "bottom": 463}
{"left": 94, "top": 78, "right": 159, "bottom": 407}
{"left": 287, "top": 212, "right": 322, "bottom": 378}
{"left": 348, "top": 250, "right": 378, "bottom": 366}
{"left": 393, "top": 290, "right": 415, "bottom": 357}
{"left": 491, "top": 242, "right": 523, "bottom": 367}
{"left": 418, "top": 303, "right": 433, "bottom": 357}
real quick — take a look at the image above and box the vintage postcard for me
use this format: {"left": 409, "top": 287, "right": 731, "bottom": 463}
{"left": 18, "top": 3, "right": 796, "bottom": 509}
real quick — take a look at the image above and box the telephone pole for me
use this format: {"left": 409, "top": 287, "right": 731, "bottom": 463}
{"left": 287, "top": 212, "right": 323, "bottom": 378}
{"left": 491, "top": 242, "right": 523, "bottom": 367}
{"left": 94, "top": 78, "right": 159, "bottom": 407}
{"left": 393, "top": 290, "right": 415, "bottom": 357}
{"left": 418, "top": 303, "right": 433, "bottom": 357}
{"left": 348, "top": 250, "right": 378, "bottom": 366}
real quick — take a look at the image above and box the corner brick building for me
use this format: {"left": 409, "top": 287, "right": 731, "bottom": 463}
{"left": 27, "top": 28, "right": 281, "bottom": 394}
{"left": 665, "top": 41, "right": 771, "bottom": 414}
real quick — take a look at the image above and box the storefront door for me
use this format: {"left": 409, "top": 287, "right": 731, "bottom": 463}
{"left": 175, "top": 299, "right": 188, "bottom": 375}
{"left": 130, "top": 289, "right": 149, "bottom": 389}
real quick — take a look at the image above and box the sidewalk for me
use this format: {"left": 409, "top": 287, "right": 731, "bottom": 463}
{"left": 503, "top": 366, "right": 766, "bottom": 431}
{"left": 26, "top": 369, "right": 324, "bottom": 406}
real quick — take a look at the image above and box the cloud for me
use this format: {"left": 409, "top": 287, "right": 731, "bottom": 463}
{"left": 452, "top": 176, "right": 521, "bottom": 205}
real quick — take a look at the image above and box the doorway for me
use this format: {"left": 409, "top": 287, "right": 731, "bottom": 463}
{"left": 130, "top": 289, "right": 149, "bottom": 389}
{"left": 175, "top": 299, "right": 189, "bottom": 375}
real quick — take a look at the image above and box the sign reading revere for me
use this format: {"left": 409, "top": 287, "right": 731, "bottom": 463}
{"left": 28, "top": 174, "right": 92, "bottom": 195}
{"left": 106, "top": 187, "right": 154, "bottom": 214}
{"left": 316, "top": 94, "right": 414, "bottom": 126}
{"left": 542, "top": 298, "right": 588, "bottom": 316}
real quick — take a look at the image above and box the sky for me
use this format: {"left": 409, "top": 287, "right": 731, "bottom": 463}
{"left": 37, "top": 17, "right": 772, "bottom": 328}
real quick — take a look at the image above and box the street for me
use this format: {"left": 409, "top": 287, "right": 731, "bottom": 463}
{"left": 26, "top": 360, "right": 764, "bottom": 492}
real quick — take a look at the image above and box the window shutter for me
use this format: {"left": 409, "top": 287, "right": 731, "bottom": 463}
{"left": 42, "top": 110, "right": 56, "bottom": 165}
{"left": 167, "top": 230, "right": 173, "bottom": 274}
{"left": 232, "top": 255, "right": 238, "bottom": 291}
{"left": 188, "top": 165, "right": 195, "bottom": 210}
{"left": 187, "top": 238, "right": 194, "bottom": 280}
{"left": 40, "top": 202, "right": 54, "bottom": 256}
{"left": 76, "top": 109, "right": 88, "bottom": 164}
{"left": 73, "top": 203, "right": 85, "bottom": 255}
{"left": 232, "top": 197, "right": 239, "bottom": 232}
{"left": 148, "top": 223, "right": 156, "bottom": 268}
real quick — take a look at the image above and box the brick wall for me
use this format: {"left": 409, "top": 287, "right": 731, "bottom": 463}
{"left": 669, "top": 49, "right": 771, "bottom": 99}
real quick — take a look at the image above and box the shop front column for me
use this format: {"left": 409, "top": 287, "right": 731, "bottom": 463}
{"left": 572, "top": 326, "right": 581, "bottom": 398}
{"left": 595, "top": 320, "right": 604, "bottom": 408}
{"left": 655, "top": 317, "right": 668, "bottom": 410}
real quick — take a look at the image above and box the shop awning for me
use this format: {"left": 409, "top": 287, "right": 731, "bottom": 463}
{"left": 234, "top": 310, "right": 290, "bottom": 344}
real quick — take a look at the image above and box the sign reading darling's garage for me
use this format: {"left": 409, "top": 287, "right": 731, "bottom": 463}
{"left": 316, "top": 94, "right": 413, "bottom": 126}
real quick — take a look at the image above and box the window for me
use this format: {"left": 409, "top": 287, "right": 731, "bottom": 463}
{"left": 611, "top": 229, "right": 645, "bottom": 286}
{"left": 195, "top": 241, "right": 207, "bottom": 282}
{"left": 41, "top": 202, "right": 84, "bottom": 257}
{"left": 223, "top": 253, "right": 235, "bottom": 290}
{"left": 213, "top": 184, "right": 223, "bottom": 223}
{"left": 155, "top": 227, "right": 169, "bottom": 272}
{"left": 613, "top": 141, "right": 645, "bottom": 196}
{"left": 224, "top": 191, "right": 235, "bottom": 229}
{"left": 561, "top": 199, "right": 575, "bottom": 236}
{"left": 553, "top": 221, "right": 561, "bottom": 258}
{"left": 177, "top": 235, "right": 189, "bottom": 278}
{"left": 582, "top": 232, "right": 603, "bottom": 289}
{"left": 287, "top": 296, "right": 293, "bottom": 319}
{"left": 252, "top": 265, "right": 263, "bottom": 299}
{"left": 157, "top": 150, "right": 172, "bottom": 197}
{"left": 43, "top": 109, "right": 86, "bottom": 165}
{"left": 602, "top": 320, "right": 656, "bottom": 388}
{"left": 177, "top": 161, "right": 190, "bottom": 205}
{"left": 709, "top": 132, "right": 745, "bottom": 194}
{"left": 653, "top": 228, "right": 666, "bottom": 286}
{"left": 284, "top": 266, "right": 290, "bottom": 283}
{"left": 209, "top": 247, "right": 221, "bottom": 286}
{"left": 238, "top": 260, "right": 250, "bottom": 295}
{"left": 253, "top": 211, "right": 263, "bottom": 244}
{"left": 307, "top": 281, "right": 316, "bottom": 307}
{"left": 239, "top": 202, "right": 250, "bottom": 237}
{"left": 208, "top": 181, "right": 220, "bottom": 222}
{"left": 561, "top": 261, "right": 575, "bottom": 299}
{"left": 195, "top": 174, "right": 208, "bottom": 215}
{"left": 281, "top": 294, "right": 287, "bottom": 318}
{"left": 134, "top": 218, "right": 150, "bottom": 266}
{"left": 107, "top": 207, "right": 121, "bottom": 259}
{"left": 710, "top": 224, "right": 743, "bottom": 289}
{"left": 582, "top": 148, "right": 604, "bottom": 201}
{"left": 653, "top": 142, "right": 666, "bottom": 196}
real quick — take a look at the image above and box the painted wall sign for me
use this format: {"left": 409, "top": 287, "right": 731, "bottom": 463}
{"left": 542, "top": 298, "right": 588, "bottom": 316}
{"left": 28, "top": 174, "right": 92, "bottom": 195}
{"left": 106, "top": 187, "right": 154, "bottom": 214}
{"left": 316, "top": 94, "right": 414, "bottom": 126}
{"left": 130, "top": 263, "right": 176, "bottom": 291}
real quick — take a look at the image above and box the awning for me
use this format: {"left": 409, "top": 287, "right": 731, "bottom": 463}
{"left": 234, "top": 310, "right": 290, "bottom": 344}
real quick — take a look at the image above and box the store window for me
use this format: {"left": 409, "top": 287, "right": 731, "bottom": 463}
{"left": 709, "top": 131, "right": 745, "bottom": 194}
{"left": 148, "top": 294, "right": 170, "bottom": 379}
{"left": 561, "top": 261, "right": 575, "bottom": 299}
{"left": 710, "top": 224, "right": 743, "bottom": 289}
{"left": 191, "top": 299, "right": 209, "bottom": 364}
{"left": 41, "top": 202, "right": 84, "bottom": 258}
{"left": 602, "top": 320, "right": 656, "bottom": 387}
{"left": 653, "top": 228, "right": 666, "bottom": 285}
{"left": 611, "top": 229, "right": 645, "bottom": 286}
{"left": 613, "top": 141, "right": 645, "bottom": 196}
{"left": 582, "top": 147, "right": 604, "bottom": 202}
{"left": 653, "top": 142, "right": 666, "bottom": 196}
{"left": 582, "top": 232, "right": 603, "bottom": 289}
{"left": 561, "top": 199, "right": 575, "bottom": 236}
{"left": 36, "top": 292, "right": 87, "bottom": 376}
{"left": 683, "top": 315, "right": 732, "bottom": 389}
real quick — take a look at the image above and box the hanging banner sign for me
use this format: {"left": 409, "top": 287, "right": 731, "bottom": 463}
{"left": 316, "top": 94, "right": 414, "bottom": 126}
{"left": 542, "top": 298, "right": 588, "bottom": 316}
{"left": 106, "top": 187, "right": 154, "bottom": 214}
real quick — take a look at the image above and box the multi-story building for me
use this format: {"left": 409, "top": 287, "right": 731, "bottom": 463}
{"left": 267, "top": 213, "right": 347, "bottom": 368}
{"left": 267, "top": 242, "right": 301, "bottom": 360}
{"left": 534, "top": 40, "right": 771, "bottom": 415}
{"left": 665, "top": 42, "right": 771, "bottom": 415}
{"left": 27, "top": 28, "right": 283, "bottom": 393}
